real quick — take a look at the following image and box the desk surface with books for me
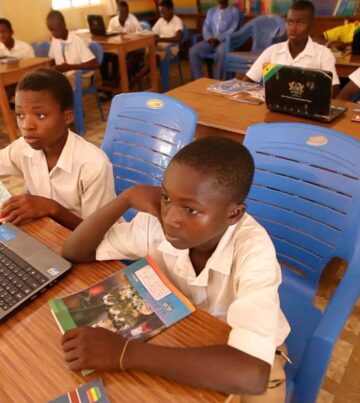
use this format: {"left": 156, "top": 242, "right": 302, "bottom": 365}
{"left": 0, "top": 218, "right": 229, "bottom": 403}
{"left": 167, "top": 78, "right": 359, "bottom": 143}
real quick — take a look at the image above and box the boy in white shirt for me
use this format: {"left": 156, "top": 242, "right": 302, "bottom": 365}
{"left": 46, "top": 10, "right": 98, "bottom": 86}
{"left": 245, "top": 1, "right": 340, "bottom": 96}
{"left": 108, "top": 0, "right": 142, "bottom": 33}
{"left": 0, "top": 18, "right": 34, "bottom": 60}
{"left": 0, "top": 68, "right": 115, "bottom": 230}
{"left": 61, "top": 137, "right": 290, "bottom": 402}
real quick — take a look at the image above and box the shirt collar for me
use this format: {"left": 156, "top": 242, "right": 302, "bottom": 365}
{"left": 278, "top": 36, "right": 315, "bottom": 58}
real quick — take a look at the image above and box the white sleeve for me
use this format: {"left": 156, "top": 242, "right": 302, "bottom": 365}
{"left": 152, "top": 19, "right": 161, "bottom": 35}
{"left": 24, "top": 42, "right": 35, "bottom": 58}
{"left": 174, "top": 16, "right": 183, "bottom": 32}
{"left": 323, "top": 49, "right": 340, "bottom": 85}
{"left": 132, "top": 15, "right": 142, "bottom": 32}
{"left": 0, "top": 140, "right": 24, "bottom": 177}
{"left": 349, "top": 67, "right": 360, "bottom": 88}
{"left": 108, "top": 16, "right": 117, "bottom": 31}
{"left": 245, "top": 47, "right": 272, "bottom": 83}
{"left": 74, "top": 35, "right": 96, "bottom": 63}
{"left": 96, "top": 213, "right": 153, "bottom": 261}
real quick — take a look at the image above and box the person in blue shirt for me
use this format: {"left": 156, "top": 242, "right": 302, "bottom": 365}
{"left": 189, "top": 0, "right": 241, "bottom": 80}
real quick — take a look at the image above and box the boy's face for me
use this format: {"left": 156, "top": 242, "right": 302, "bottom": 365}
{"left": 119, "top": 5, "right": 129, "bottom": 23}
{"left": 0, "top": 24, "right": 13, "bottom": 46}
{"left": 159, "top": 6, "right": 173, "bottom": 21}
{"left": 285, "top": 8, "right": 312, "bottom": 42}
{"left": 15, "top": 90, "right": 73, "bottom": 151}
{"left": 47, "top": 16, "right": 67, "bottom": 40}
{"left": 160, "top": 161, "right": 245, "bottom": 251}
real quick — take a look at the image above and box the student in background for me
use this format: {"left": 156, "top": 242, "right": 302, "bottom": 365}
{"left": 315, "top": 21, "right": 358, "bottom": 51}
{"left": 61, "top": 137, "right": 290, "bottom": 402}
{"left": 46, "top": 10, "right": 98, "bottom": 85}
{"left": 152, "top": 0, "right": 183, "bottom": 60}
{"left": 0, "top": 18, "right": 35, "bottom": 59}
{"left": 0, "top": 68, "right": 115, "bottom": 230}
{"left": 245, "top": 1, "right": 340, "bottom": 96}
{"left": 337, "top": 67, "right": 360, "bottom": 100}
{"left": 101, "top": 0, "right": 145, "bottom": 87}
{"left": 189, "top": 0, "right": 241, "bottom": 80}
{"left": 108, "top": 0, "right": 142, "bottom": 33}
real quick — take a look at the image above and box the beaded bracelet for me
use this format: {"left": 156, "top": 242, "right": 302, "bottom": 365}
{"left": 119, "top": 339, "right": 131, "bottom": 371}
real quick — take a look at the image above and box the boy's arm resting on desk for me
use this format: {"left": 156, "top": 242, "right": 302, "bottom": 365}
{"left": 337, "top": 80, "right": 359, "bottom": 101}
{"left": 62, "top": 326, "right": 270, "bottom": 395}
{"left": 62, "top": 185, "right": 162, "bottom": 262}
{"left": 55, "top": 57, "right": 98, "bottom": 73}
{"left": 0, "top": 194, "right": 82, "bottom": 230}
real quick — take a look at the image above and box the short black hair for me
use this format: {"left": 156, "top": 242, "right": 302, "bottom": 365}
{"left": 159, "top": 0, "right": 174, "bottom": 9}
{"left": 16, "top": 68, "right": 73, "bottom": 111}
{"left": 46, "top": 9, "right": 65, "bottom": 22}
{"left": 118, "top": 1, "right": 129, "bottom": 8}
{"left": 290, "top": 1, "right": 315, "bottom": 18}
{"left": 171, "top": 137, "right": 254, "bottom": 202}
{"left": 0, "top": 18, "right": 12, "bottom": 31}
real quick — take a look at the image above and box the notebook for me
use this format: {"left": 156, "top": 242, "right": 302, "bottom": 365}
{"left": 263, "top": 64, "right": 347, "bottom": 122}
{"left": 0, "top": 223, "right": 71, "bottom": 322}
{"left": 87, "top": 15, "right": 119, "bottom": 37}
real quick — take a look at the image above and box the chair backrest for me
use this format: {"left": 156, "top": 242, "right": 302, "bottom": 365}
{"left": 244, "top": 123, "right": 360, "bottom": 402}
{"left": 227, "top": 15, "right": 285, "bottom": 53}
{"left": 31, "top": 41, "right": 50, "bottom": 57}
{"left": 140, "top": 20, "right": 151, "bottom": 30}
{"left": 101, "top": 92, "right": 197, "bottom": 221}
{"left": 88, "top": 41, "right": 104, "bottom": 65}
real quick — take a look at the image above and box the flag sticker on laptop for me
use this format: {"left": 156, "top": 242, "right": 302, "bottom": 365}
{"left": 263, "top": 64, "right": 282, "bottom": 82}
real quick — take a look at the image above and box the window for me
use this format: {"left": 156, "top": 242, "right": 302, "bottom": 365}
{"left": 52, "top": 0, "right": 101, "bottom": 9}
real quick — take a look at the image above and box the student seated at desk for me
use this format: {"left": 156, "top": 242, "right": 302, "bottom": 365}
{"left": 245, "top": 1, "right": 340, "bottom": 96}
{"left": 46, "top": 10, "right": 98, "bottom": 86}
{"left": 152, "top": 0, "right": 183, "bottom": 60}
{"left": 0, "top": 18, "right": 34, "bottom": 59}
{"left": 108, "top": 0, "right": 142, "bottom": 33}
{"left": 314, "top": 21, "right": 358, "bottom": 51}
{"left": 337, "top": 67, "right": 360, "bottom": 100}
{"left": 0, "top": 68, "right": 115, "bottom": 230}
{"left": 189, "top": 0, "right": 241, "bottom": 80}
{"left": 62, "top": 137, "right": 290, "bottom": 402}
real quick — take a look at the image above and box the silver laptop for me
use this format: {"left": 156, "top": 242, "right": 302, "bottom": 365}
{"left": 0, "top": 223, "right": 71, "bottom": 322}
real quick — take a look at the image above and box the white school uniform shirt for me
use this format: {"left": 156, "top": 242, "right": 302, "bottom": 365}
{"left": 152, "top": 15, "right": 183, "bottom": 56}
{"left": 0, "top": 39, "right": 35, "bottom": 59}
{"left": 107, "top": 13, "right": 142, "bottom": 33}
{"left": 349, "top": 67, "right": 360, "bottom": 88}
{"left": 96, "top": 212, "right": 290, "bottom": 365}
{"left": 246, "top": 36, "right": 340, "bottom": 85}
{"left": 0, "top": 130, "right": 116, "bottom": 219}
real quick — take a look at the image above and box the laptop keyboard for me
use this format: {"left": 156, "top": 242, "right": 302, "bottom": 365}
{"left": 0, "top": 243, "right": 48, "bottom": 311}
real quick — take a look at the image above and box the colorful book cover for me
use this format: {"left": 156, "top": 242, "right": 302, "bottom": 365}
{"left": 49, "top": 257, "right": 195, "bottom": 343}
{"left": 48, "top": 378, "right": 110, "bottom": 403}
{"left": 207, "top": 78, "right": 262, "bottom": 95}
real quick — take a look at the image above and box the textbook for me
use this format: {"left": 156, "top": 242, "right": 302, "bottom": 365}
{"left": 49, "top": 256, "right": 195, "bottom": 354}
{"left": 207, "top": 78, "right": 264, "bottom": 99}
{"left": 48, "top": 378, "right": 109, "bottom": 403}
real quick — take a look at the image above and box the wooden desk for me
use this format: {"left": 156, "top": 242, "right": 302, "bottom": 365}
{"left": 0, "top": 218, "right": 229, "bottom": 402}
{"left": 0, "top": 58, "right": 51, "bottom": 142}
{"left": 90, "top": 33, "right": 158, "bottom": 94}
{"left": 167, "top": 78, "right": 360, "bottom": 142}
{"left": 336, "top": 53, "right": 360, "bottom": 77}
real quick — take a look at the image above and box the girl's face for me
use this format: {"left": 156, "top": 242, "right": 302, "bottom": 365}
{"left": 15, "top": 89, "right": 73, "bottom": 152}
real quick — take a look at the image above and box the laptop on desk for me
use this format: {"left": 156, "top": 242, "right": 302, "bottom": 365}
{"left": 263, "top": 64, "right": 347, "bottom": 122}
{"left": 87, "top": 15, "right": 119, "bottom": 37}
{"left": 0, "top": 223, "right": 71, "bottom": 322}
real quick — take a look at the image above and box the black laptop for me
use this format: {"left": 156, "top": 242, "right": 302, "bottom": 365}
{"left": 87, "top": 15, "right": 119, "bottom": 37}
{"left": 263, "top": 64, "right": 347, "bottom": 122}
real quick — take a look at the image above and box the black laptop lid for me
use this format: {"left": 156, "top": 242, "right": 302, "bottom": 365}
{"left": 87, "top": 14, "right": 106, "bottom": 36}
{"left": 263, "top": 64, "right": 332, "bottom": 117}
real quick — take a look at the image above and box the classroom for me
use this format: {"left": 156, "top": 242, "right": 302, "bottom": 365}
{"left": 0, "top": 0, "right": 359, "bottom": 402}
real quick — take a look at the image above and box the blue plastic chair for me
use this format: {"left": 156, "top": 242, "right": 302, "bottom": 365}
{"left": 140, "top": 21, "right": 151, "bottom": 30}
{"left": 159, "top": 26, "right": 189, "bottom": 92}
{"left": 101, "top": 92, "right": 197, "bottom": 221}
{"left": 31, "top": 41, "right": 50, "bottom": 57}
{"left": 224, "top": 15, "right": 286, "bottom": 78}
{"left": 73, "top": 42, "right": 105, "bottom": 135}
{"left": 243, "top": 122, "right": 360, "bottom": 403}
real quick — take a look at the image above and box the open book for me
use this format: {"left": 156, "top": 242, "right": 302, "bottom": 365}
{"left": 207, "top": 78, "right": 264, "bottom": 103}
{"left": 49, "top": 257, "right": 195, "bottom": 344}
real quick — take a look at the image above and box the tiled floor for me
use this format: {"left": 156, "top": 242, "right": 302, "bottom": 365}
{"left": 1, "top": 61, "right": 360, "bottom": 403}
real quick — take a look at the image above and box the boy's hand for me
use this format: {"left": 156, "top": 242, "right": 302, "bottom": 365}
{"left": 61, "top": 327, "right": 125, "bottom": 371}
{"left": 0, "top": 195, "right": 58, "bottom": 225}
{"left": 55, "top": 63, "right": 72, "bottom": 73}
{"left": 123, "top": 185, "right": 162, "bottom": 219}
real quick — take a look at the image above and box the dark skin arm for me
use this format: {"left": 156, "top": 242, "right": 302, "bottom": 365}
{"left": 337, "top": 80, "right": 359, "bottom": 101}
{"left": 0, "top": 194, "right": 82, "bottom": 230}
{"left": 312, "top": 33, "right": 352, "bottom": 51}
{"left": 332, "top": 84, "right": 340, "bottom": 98}
{"left": 55, "top": 58, "right": 98, "bottom": 73}
{"left": 62, "top": 327, "right": 270, "bottom": 395}
{"left": 155, "top": 29, "right": 183, "bottom": 44}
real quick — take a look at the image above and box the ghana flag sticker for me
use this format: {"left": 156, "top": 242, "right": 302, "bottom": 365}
{"left": 86, "top": 386, "right": 102, "bottom": 402}
{"left": 263, "top": 64, "right": 283, "bottom": 82}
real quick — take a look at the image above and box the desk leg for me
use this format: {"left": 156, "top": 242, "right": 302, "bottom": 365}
{"left": 0, "top": 81, "right": 18, "bottom": 142}
{"left": 118, "top": 47, "right": 129, "bottom": 93}
{"left": 148, "top": 40, "right": 158, "bottom": 92}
